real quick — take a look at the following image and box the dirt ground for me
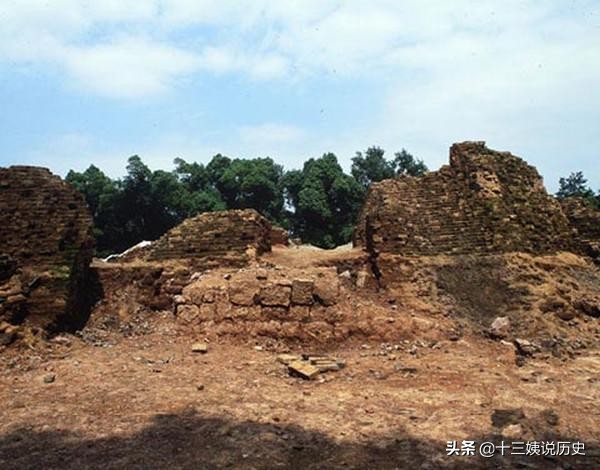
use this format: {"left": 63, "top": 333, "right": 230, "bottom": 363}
{"left": 1, "top": 247, "right": 599, "bottom": 469}
{"left": 1, "top": 323, "right": 598, "bottom": 469}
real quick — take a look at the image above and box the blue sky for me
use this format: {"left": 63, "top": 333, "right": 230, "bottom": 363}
{"left": 0, "top": 1, "right": 599, "bottom": 192}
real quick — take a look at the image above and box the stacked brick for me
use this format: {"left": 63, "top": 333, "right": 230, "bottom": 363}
{"left": 174, "top": 266, "right": 340, "bottom": 340}
{"left": 270, "top": 225, "right": 289, "bottom": 246}
{"left": 560, "top": 197, "right": 600, "bottom": 259}
{"left": 0, "top": 166, "right": 94, "bottom": 331}
{"left": 354, "top": 142, "right": 573, "bottom": 257}
{"left": 148, "top": 209, "right": 271, "bottom": 266}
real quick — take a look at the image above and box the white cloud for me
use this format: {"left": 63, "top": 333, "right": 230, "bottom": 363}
{"left": 1, "top": 0, "right": 599, "bottom": 188}
{"left": 197, "top": 46, "right": 288, "bottom": 80}
{"left": 61, "top": 36, "right": 200, "bottom": 98}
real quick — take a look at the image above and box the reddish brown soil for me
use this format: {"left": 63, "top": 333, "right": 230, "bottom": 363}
{"left": 1, "top": 247, "right": 599, "bottom": 469}
{"left": 1, "top": 322, "right": 598, "bottom": 469}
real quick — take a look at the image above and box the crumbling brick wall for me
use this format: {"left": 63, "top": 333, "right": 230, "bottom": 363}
{"left": 148, "top": 209, "right": 271, "bottom": 266}
{"left": 270, "top": 225, "right": 289, "bottom": 246}
{"left": 560, "top": 197, "right": 600, "bottom": 259}
{"left": 0, "top": 166, "right": 94, "bottom": 332}
{"left": 354, "top": 142, "right": 573, "bottom": 257}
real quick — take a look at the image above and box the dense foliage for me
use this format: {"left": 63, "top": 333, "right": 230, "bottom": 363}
{"left": 66, "top": 146, "right": 427, "bottom": 255}
{"left": 556, "top": 171, "right": 599, "bottom": 208}
{"left": 66, "top": 148, "right": 597, "bottom": 257}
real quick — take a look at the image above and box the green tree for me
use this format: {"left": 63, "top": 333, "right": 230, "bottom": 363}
{"left": 394, "top": 149, "right": 428, "bottom": 176}
{"left": 285, "top": 153, "right": 364, "bottom": 248}
{"left": 215, "top": 157, "right": 284, "bottom": 220}
{"left": 557, "top": 171, "right": 596, "bottom": 201}
{"left": 173, "top": 157, "right": 226, "bottom": 215}
{"left": 66, "top": 165, "right": 121, "bottom": 255}
{"left": 351, "top": 146, "right": 396, "bottom": 189}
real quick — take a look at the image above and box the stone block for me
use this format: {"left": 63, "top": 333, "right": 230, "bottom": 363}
{"left": 177, "top": 304, "right": 200, "bottom": 323}
{"left": 259, "top": 283, "right": 291, "bottom": 307}
{"left": 313, "top": 274, "right": 339, "bottom": 306}
{"left": 228, "top": 281, "right": 259, "bottom": 306}
{"left": 288, "top": 361, "right": 320, "bottom": 380}
{"left": 291, "top": 279, "right": 314, "bottom": 305}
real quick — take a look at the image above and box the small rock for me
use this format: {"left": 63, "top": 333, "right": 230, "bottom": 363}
{"left": 448, "top": 332, "right": 461, "bottom": 341}
{"left": 556, "top": 308, "right": 576, "bottom": 321}
{"left": 254, "top": 345, "right": 263, "bottom": 351}
{"left": 0, "top": 331, "right": 16, "bottom": 346}
{"left": 255, "top": 269, "right": 268, "bottom": 280}
{"left": 277, "top": 354, "right": 301, "bottom": 365}
{"left": 491, "top": 408, "right": 526, "bottom": 428}
{"left": 394, "top": 365, "right": 417, "bottom": 374}
{"left": 489, "top": 316, "right": 510, "bottom": 339}
{"left": 288, "top": 361, "right": 320, "bottom": 380}
{"left": 514, "top": 338, "right": 536, "bottom": 356}
{"left": 223, "top": 273, "right": 231, "bottom": 280}
{"left": 501, "top": 424, "right": 523, "bottom": 439}
{"left": 43, "top": 373, "right": 56, "bottom": 384}
{"left": 196, "top": 384, "right": 205, "bottom": 391}
{"left": 541, "top": 409, "right": 559, "bottom": 426}
{"left": 191, "top": 342, "right": 208, "bottom": 353}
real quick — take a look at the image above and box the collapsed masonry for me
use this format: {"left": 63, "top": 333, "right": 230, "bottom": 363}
{"left": 0, "top": 166, "right": 94, "bottom": 335}
{"left": 354, "top": 141, "right": 581, "bottom": 259}
{"left": 147, "top": 209, "right": 272, "bottom": 266}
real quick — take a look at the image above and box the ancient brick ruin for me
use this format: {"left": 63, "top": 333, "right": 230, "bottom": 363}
{"left": 270, "top": 225, "right": 289, "bottom": 246}
{"left": 354, "top": 141, "right": 575, "bottom": 257}
{"left": 560, "top": 197, "right": 600, "bottom": 259}
{"left": 148, "top": 209, "right": 271, "bottom": 266}
{"left": 174, "top": 266, "right": 341, "bottom": 340}
{"left": 0, "top": 166, "right": 94, "bottom": 334}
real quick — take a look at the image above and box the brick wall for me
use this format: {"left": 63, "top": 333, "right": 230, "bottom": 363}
{"left": 560, "top": 197, "right": 600, "bottom": 258}
{"left": 0, "top": 166, "right": 94, "bottom": 330}
{"left": 354, "top": 142, "right": 574, "bottom": 257}
{"left": 148, "top": 209, "right": 271, "bottom": 266}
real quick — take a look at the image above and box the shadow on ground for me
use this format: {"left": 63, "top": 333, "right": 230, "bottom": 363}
{"left": 0, "top": 410, "right": 597, "bottom": 469}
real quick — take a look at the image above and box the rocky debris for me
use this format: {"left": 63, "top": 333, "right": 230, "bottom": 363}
{"left": 540, "top": 408, "right": 560, "bottom": 427}
{"left": 42, "top": 373, "right": 56, "bottom": 384}
{"left": 0, "top": 166, "right": 94, "bottom": 332}
{"left": 491, "top": 408, "right": 526, "bottom": 429}
{"left": 514, "top": 338, "right": 538, "bottom": 356}
{"left": 501, "top": 423, "right": 524, "bottom": 439}
{"left": 0, "top": 322, "right": 17, "bottom": 346}
{"left": 354, "top": 141, "right": 576, "bottom": 258}
{"left": 276, "top": 354, "right": 301, "bottom": 365}
{"left": 148, "top": 209, "right": 271, "bottom": 266}
{"left": 488, "top": 316, "right": 510, "bottom": 339}
{"left": 191, "top": 342, "right": 208, "bottom": 353}
{"left": 556, "top": 307, "right": 576, "bottom": 321}
{"left": 287, "top": 360, "right": 320, "bottom": 380}
{"left": 574, "top": 297, "right": 599, "bottom": 318}
{"left": 0, "top": 254, "right": 16, "bottom": 282}
{"left": 279, "top": 353, "right": 344, "bottom": 379}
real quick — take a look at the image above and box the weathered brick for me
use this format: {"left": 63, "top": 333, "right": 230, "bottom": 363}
{"left": 291, "top": 279, "right": 314, "bottom": 305}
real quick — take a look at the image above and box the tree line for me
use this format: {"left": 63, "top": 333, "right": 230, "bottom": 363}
{"left": 66, "top": 147, "right": 598, "bottom": 257}
{"left": 66, "top": 147, "right": 428, "bottom": 256}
